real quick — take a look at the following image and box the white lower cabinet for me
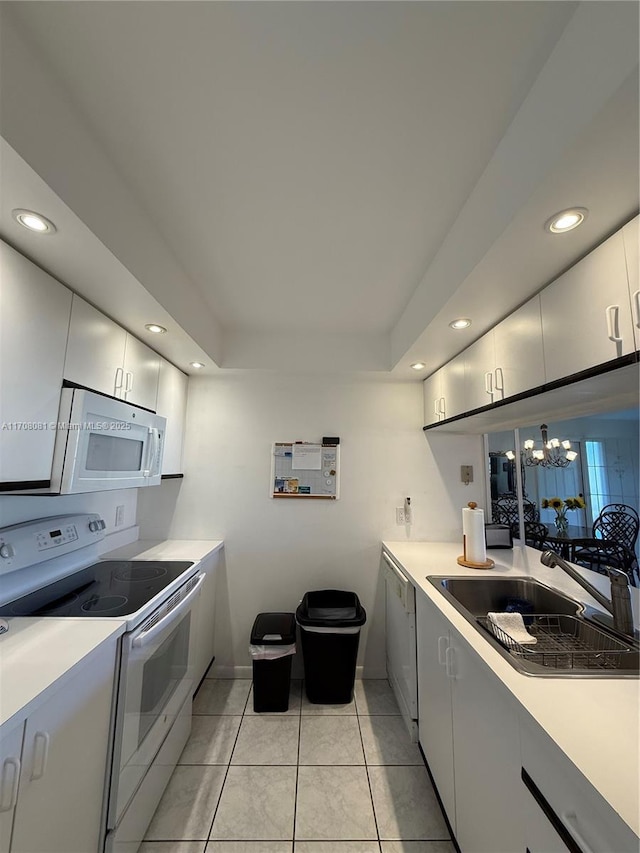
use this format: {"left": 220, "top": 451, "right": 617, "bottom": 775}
{"left": 0, "top": 720, "right": 24, "bottom": 852}
{"left": 192, "top": 550, "right": 220, "bottom": 687}
{"left": 2, "top": 639, "right": 117, "bottom": 853}
{"left": 519, "top": 712, "right": 638, "bottom": 853}
{"left": 416, "top": 590, "right": 523, "bottom": 853}
{"left": 416, "top": 592, "right": 456, "bottom": 831}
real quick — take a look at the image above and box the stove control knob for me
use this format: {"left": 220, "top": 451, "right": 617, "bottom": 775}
{"left": 89, "top": 521, "right": 100, "bottom": 532}
{"left": 0, "top": 544, "right": 14, "bottom": 559}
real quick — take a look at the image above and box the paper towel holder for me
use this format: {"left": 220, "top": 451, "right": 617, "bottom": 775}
{"left": 457, "top": 502, "right": 495, "bottom": 569}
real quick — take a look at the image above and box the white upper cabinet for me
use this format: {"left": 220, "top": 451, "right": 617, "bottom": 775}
{"left": 155, "top": 359, "right": 188, "bottom": 475}
{"left": 423, "top": 371, "right": 443, "bottom": 426}
{"left": 493, "top": 296, "right": 545, "bottom": 399}
{"left": 622, "top": 215, "right": 639, "bottom": 350}
{"left": 65, "top": 295, "right": 160, "bottom": 410}
{"left": 462, "top": 331, "right": 496, "bottom": 411}
{"left": 122, "top": 333, "right": 160, "bottom": 412}
{"left": 423, "top": 354, "right": 466, "bottom": 425}
{"left": 0, "top": 241, "right": 72, "bottom": 484}
{"left": 439, "top": 354, "right": 467, "bottom": 421}
{"left": 541, "top": 229, "right": 635, "bottom": 382}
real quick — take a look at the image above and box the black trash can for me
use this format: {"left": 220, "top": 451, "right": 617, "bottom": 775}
{"left": 250, "top": 612, "right": 296, "bottom": 712}
{"left": 296, "top": 590, "right": 366, "bottom": 704}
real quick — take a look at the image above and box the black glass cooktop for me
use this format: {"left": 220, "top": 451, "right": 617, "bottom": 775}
{"left": 0, "top": 560, "right": 194, "bottom": 618}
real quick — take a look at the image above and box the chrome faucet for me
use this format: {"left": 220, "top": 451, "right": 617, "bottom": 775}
{"left": 540, "top": 550, "right": 635, "bottom": 639}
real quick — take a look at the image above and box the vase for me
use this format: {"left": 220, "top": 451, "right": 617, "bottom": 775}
{"left": 554, "top": 511, "right": 569, "bottom": 535}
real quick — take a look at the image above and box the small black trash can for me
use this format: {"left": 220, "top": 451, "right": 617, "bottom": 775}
{"left": 296, "top": 590, "right": 366, "bottom": 704}
{"left": 250, "top": 612, "right": 296, "bottom": 712}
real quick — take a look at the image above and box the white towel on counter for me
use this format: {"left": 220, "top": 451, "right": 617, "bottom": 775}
{"left": 488, "top": 612, "right": 537, "bottom": 646}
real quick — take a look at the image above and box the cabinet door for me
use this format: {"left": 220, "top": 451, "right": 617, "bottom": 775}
{"left": 450, "top": 634, "right": 524, "bottom": 853}
{"left": 519, "top": 712, "right": 638, "bottom": 853}
{"left": 156, "top": 359, "right": 188, "bottom": 474}
{"left": 0, "top": 720, "right": 24, "bottom": 851}
{"left": 122, "top": 334, "right": 160, "bottom": 411}
{"left": 423, "top": 372, "right": 442, "bottom": 426}
{"left": 64, "top": 295, "right": 127, "bottom": 398}
{"left": 463, "top": 331, "right": 496, "bottom": 411}
{"left": 622, "top": 215, "right": 639, "bottom": 350}
{"left": 416, "top": 592, "right": 456, "bottom": 830}
{"left": 439, "top": 354, "right": 466, "bottom": 420}
{"left": 0, "top": 241, "right": 72, "bottom": 484}
{"left": 541, "top": 231, "right": 634, "bottom": 381}
{"left": 494, "top": 297, "right": 545, "bottom": 399}
{"left": 192, "top": 551, "right": 220, "bottom": 686}
{"left": 11, "top": 640, "right": 117, "bottom": 853}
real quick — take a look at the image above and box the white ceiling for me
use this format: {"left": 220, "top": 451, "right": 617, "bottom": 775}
{"left": 0, "top": 1, "right": 638, "bottom": 377}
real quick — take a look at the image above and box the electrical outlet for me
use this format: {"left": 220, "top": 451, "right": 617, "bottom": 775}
{"left": 115, "top": 505, "right": 125, "bottom": 527}
{"left": 396, "top": 507, "right": 405, "bottom": 524}
{"left": 461, "top": 465, "right": 474, "bottom": 485}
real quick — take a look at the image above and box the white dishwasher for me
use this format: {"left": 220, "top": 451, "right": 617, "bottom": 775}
{"left": 382, "top": 551, "right": 418, "bottom": 740}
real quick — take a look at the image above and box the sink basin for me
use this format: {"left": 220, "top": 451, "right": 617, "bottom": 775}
{"left": 435, "top": 576, "right": 581, "bottom": 618}
{"left": 429, "top": 576, "right": 639, "bottom": 678}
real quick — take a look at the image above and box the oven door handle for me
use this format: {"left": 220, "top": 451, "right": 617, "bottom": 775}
{"left": 132, "top": 573, "right": 205, "bottom": 649}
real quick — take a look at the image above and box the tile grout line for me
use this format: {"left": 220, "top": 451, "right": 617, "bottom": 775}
{"left": 203, "top": 680, "right": 252, "bottom": 843}
{"left": 355, "top": 688, "right": 384, "bottom": 853}
{"left": 291, "top": 680, "right": 303, "bottom": 851}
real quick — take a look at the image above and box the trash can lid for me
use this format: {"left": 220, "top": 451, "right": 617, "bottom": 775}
{"left": 251, "top": 612, "right": 296, "bottom": 644}
{"left": 296, "top": 590, "right": 366, "bottom": 628}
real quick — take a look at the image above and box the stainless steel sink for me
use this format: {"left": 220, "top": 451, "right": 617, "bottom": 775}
{"left": 429, "top": 576, "right": 639, "bottom": 678}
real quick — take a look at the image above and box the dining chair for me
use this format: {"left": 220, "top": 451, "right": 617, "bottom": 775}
{"left": 570, "top": 537, "right": 638, "bottom": 587}
{"left": 523, "top": 521, "right": 549, "bottom": 551}
{"left": 592, "top": 504, "right": 639, "bottom": 553}
{"left": 492, "top": 496, "right": 539, "bottom": 540}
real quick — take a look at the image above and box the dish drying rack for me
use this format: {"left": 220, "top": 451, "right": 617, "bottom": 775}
{"left": 477, "top": 614, "right": 632, "bottom": 671}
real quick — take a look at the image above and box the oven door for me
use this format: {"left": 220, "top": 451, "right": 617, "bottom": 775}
{"left": 52, "top": 388, "right": 165, "bottom": 493}
{"left": 109, "top": 573, "right": 205, "bottom": 826}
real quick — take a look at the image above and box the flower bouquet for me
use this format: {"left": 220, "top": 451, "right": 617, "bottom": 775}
{"left": 541, "top": 495, "right": 586, "bottom": 534}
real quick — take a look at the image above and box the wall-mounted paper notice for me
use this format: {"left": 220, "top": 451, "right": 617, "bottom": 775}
{"left": 292, "top": 443, "right": 322, "bottom": 470}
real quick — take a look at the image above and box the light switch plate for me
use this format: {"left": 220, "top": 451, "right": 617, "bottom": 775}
{"left": 461, "top": 465, "right": 473, "bottom": 485}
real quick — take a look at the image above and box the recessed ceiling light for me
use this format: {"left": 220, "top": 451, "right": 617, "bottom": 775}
{"left": 12, "top": 208, "right": 57, "bottom": 234}
{"left": 545, "top": 207, "right": 588, "bottom": 234}
{"left": 411, "top": 362, "right": 427, "bottom": 371}
{"left": 144, "top": 323, "right": 167, "bottom": 334}
{"left": 449, "top": 318, "right": 471, "bottom": 330}
{"left": 190, "top": 362, "right": 205, "bottom": 369}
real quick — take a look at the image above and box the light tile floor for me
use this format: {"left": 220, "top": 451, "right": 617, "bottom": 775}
{"left": 141, "top": 678, "right": 454, "bottom": 853}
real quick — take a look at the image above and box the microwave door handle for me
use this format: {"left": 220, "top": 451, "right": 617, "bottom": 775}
{"left": 143, "top": 428, "right": 158, "bottom": 477}
{"left": 132, "top": 574, "right": 205, "bottom": 649}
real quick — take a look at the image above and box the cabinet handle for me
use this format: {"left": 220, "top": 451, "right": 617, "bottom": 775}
{"left": 633, "top": 290, "right": 640, "bottom": 329}
{"left": 114, "top": 366, "right": 124, "bottom": 395}
{"left": 0, "top": 757, "right": 20, "bottom": 812}
{"left": 484, "top": 371, "right": 493, "bottom": 397}
{"left": 437, "top": 635, "right": 448, "bottom": 666}
{"left": 30, "top": 731, "right": 50, "bottom": 781}
{"left": 494, "top": 366, "right": 504, "bottom": 394}
{"left": 445, "top": 645, "right": 455, "bottom": 679}
{"left": 439, "top": 397, "right": 446, "bottom": 419}
{"left": 434, "top": 399, "right": 440, "bottom": 419}
{"left": 125, "top": 371, "right": 134, "bottom": 394}
{"left": 562, "top": 812, "right": 597, "bottom": 853}
{"left": 605, "top": 304, "right": 623, "bottom": 343}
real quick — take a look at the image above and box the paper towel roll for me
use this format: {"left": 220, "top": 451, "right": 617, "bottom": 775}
{"left": 462, "top": 505, "right": 487, "bottom": 564}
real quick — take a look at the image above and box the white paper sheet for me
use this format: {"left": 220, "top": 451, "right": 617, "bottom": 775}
{"left": 292, "top": 443, "right": 322, "bottom": 470}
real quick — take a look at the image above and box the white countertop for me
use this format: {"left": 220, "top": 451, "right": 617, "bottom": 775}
{"left": 0, "top": 618, "right": 125, "bottom": 731}
{"left": 0, "top": 538, "right": 224, "bottom": 734}
{"left": 382, "top": 540, "right": 640, "bottom": 838}
{"left": 101, "top": 538, "right": 224, "bottom": 563}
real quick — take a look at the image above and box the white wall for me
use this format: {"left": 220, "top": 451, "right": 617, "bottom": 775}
{"left": 137, "top": 373, "right": 485, "bottom": 676}
{"left": 0, "top": 489, "right": 137, "bottom": 533}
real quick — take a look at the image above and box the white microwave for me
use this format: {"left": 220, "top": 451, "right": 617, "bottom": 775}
{"left": 44, "top": 388, "right": 166, "bottom": 494}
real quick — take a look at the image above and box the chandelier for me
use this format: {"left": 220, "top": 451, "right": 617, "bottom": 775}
{"left": 518, "top": 423, "right": 577, "bottom": 468}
